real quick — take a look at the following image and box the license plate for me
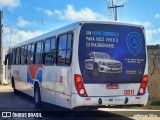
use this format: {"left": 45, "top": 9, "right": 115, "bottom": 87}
{"left": 106, "top": 84, "right": 119, "bottom": 89}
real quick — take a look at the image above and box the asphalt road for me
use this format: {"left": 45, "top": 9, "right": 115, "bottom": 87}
{"left": 0, "top": 85, "right": 159, "bottom": 120}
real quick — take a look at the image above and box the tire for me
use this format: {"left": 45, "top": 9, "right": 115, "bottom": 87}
{"left": 34, "top": 83, "right": 41, "bottom": 108}
{"left": 92, "top": 64, "right": 99, "bottom": 77}
{"left": 11, "top": 77, "right": 18, "bottom": 95}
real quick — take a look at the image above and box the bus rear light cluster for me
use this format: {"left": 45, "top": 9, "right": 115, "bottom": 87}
{"left": 137, "top": 75, "right": 148, "bottom": 95}
{"left": 74, "top": 74, "right": 88, "bottom": 97}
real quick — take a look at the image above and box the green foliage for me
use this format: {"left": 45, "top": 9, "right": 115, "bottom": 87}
{"left": 151, "top": 100, "right": 160, "bottom": 106}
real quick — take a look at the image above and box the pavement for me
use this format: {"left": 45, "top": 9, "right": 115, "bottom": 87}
{"left": 0, "top": 84, "right": 13, "bottom": 92}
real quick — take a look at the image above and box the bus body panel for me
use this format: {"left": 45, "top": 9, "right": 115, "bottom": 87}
{"left": 13, "top": 65, "right": 34, "bottom": 97}
{"left": 41, "top": 87, "right": 56, "bottom": 105}
{"left": 54, "top": 66, "right": 72, "bottom": 96}
{"left": 12, "top": 65, "right": 20, "bottom": 83}
{"left": 19, "top": 65, "right": 27, "bottom": 84}
{"left": 55, "top": 92, "right": 71, "bottom": 108}
{"left": 19, "top": 65, "right": 33, "bottom": 95}
{"left": 84, "top": 84, "right": 140, "bottom": 96}
{"left": 42, "top": 66, "right": 55, "bottom": 90}
{"left": 41, "top": 65, "right": 56, "bottom": 104}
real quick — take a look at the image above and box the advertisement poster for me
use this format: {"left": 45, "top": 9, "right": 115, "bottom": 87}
{"left": 78, "top": 23, "right": 146, "bottom": 84}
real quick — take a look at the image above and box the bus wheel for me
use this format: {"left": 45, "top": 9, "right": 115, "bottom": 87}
{"left": 11, "top": 77, "right": 18, "bottom": 95}
{"left": 34, "top": 83, "right": 41, "bottom": 108}
{"left": 92, "top": 64, "right": 99, "bottom": 77}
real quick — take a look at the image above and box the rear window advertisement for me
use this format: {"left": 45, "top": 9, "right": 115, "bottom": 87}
{"left": 78, "top": 23, "right": 146, "bottom": 84}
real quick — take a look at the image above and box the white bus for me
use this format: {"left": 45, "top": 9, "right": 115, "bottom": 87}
{"left": 4, "top": 21, "right": 148, "bottom": 109}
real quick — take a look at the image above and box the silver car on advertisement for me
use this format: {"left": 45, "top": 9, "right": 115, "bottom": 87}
{"left": 85, "top": 52, "right": 122, "bottom": 76}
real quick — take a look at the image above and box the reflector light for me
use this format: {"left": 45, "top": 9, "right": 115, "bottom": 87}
{"left": 80, "top": 89, "right": 85, "bottom": 94}
{"left": 139, "top": 88, "right": 144, "bottom": 94}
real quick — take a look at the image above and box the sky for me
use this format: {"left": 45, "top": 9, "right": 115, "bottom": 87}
{"left": 0, "top": 0, "right": 160, "bottom": 46}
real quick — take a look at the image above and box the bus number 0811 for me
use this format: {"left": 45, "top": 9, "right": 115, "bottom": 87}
{"left": 124, "top": 90, "right": 134, "bottom": 95}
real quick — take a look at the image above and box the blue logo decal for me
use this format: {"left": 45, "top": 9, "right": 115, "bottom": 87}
{"left": 126, "top": 32, "right": 142, "bottom": 56}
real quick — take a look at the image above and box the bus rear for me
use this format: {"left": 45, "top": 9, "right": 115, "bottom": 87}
{"left": 71, "top": 22, "right": 148, "bottom": 108}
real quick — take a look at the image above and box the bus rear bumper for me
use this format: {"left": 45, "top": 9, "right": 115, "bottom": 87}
{"left": 71, "top": 93, "right": 148, "bottom": 108}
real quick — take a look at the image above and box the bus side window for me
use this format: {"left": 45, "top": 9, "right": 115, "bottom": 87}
{"left": 66, "top": 34, "right": 73, "bottom": 64}
{"left": 19, "top": 47, "right": 21, "bottom": 65}
{"left": 16, "top": 48, "right": 21, "bottom": 65}
{"left": 27, "top": 44, "right": 31, "bottom": 64}
{"left": 57, "top": 34, "right": 67, "bottom": 65}
{"left": 35, "top": 41, "right": 43, "bottom": 65}
{"left": 19, "top": 47, "right": 21, "bottom": 64}
{"left": 21, "top": 46, "right": 25, "bottom": 64}
{"left": 51, "top": 38, "right": 56, "bottom": 63}
{"left": 8, "top": 51, "right": 12, "bottom": 68}
{"left": 44, "top": 39, "right": 51, "bottom": 65}
{"left": 8, "top": 51, "right": 13, "bottom": 66}
{"left": 56, "top": 33, "right": 73, "bottom": 66}
{"left": 27, "top": 44, "right": 35, "bottom": 65}
{"left": 44, "top": 38, "right": 56, "bottom": 65}
{"left": 31, "top": 43, "right": 35, "bottom": 64}
{"left": 25, "top": 45, "right": 28, "bottom": 64}
{"left": 12, "top": 49, "right": 16, "bottom": 65}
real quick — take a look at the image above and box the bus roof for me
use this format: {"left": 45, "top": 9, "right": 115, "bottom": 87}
{"left": 10, "top": 21, "right": 144, "bottom": 49}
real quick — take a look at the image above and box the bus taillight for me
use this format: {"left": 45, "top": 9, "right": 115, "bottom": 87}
{"left": 137, "top": 75, "right": 148, "bottom": 95}
{"left": 77, "top": 83, "right": 83, "bottom": 89}
{"left": 74, "top": 74, "right": 88, "bottom": 97}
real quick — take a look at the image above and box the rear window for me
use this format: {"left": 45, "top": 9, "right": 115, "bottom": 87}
{"left": 78, "top": 23, "right": 146, "bottom": 84}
